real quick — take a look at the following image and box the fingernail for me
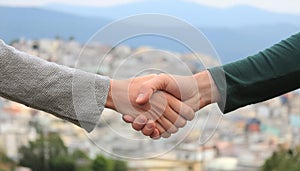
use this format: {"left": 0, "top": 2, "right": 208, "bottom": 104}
{"left": 136, "top": 93, "right": 144, "bottom": 102}
{"left": 123, "top": 115, "right": 134, "bottom": 123}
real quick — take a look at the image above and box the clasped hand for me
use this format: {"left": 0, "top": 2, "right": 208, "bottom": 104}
{"left": 105, "top": 71, "right": 220, "bottom": 139}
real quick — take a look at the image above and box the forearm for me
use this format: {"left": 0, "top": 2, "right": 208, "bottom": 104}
{"left": 209, "top": 32, "right": 300, "bottom": 113}
{"left": 0, "top": 40, "right": 110, "bottom": 132}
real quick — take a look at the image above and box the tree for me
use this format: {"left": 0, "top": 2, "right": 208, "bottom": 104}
{"left": 92, "top": 155, "right": 113, "bottom": 171}
{"left": 0, "top": 150, "right": 15, "bottom": 171}
{"left": 91, "top": 155, "right": 128, "bottom": 171}
{"left": 18, "top": 130, "right": 127, "bottom": 171}
{"left": 50, "top": 155, "right": 75, "bottom": 171}
{"left": 113, "top": 160, "right": 128, "bottom": 171}
{"left": 261, "top": 146, "right": 300, "bottom": 171}
{"left": 71, "top": 150, "right": 92, "bottom": 171}
{"left": 19, "top": 138, "right": 47, "bottom": 171}
{"left": 19, "top": 132, "right": 75, "bottom": 171}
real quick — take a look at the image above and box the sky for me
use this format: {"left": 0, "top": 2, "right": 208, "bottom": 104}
{"left": 0, "top": 0, "right": 300, "bottom": 15}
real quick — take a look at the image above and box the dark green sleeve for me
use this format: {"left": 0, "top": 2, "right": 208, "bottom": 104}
{"left": 208, "top": 32, "right": 300, "bottom": 113}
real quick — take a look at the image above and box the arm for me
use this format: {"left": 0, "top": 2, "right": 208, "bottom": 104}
{"left": 134, "top": 32, "right": 300, "bottom": 115}
{"left": 0, "top": 40, "right": 192, "bottom": 139}
{"left": 0, "top": 39, "right": 110, "bottom": 132}
{"left": 209, "top": 32, "right": 300, "bottom": 113}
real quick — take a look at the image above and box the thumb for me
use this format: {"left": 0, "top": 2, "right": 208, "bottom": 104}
{"left": 136, "top": 76, "right": 167, "bottom": 105}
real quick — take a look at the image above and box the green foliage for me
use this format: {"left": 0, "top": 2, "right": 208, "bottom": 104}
{"left": 0, "top": 150, "right": 15, "bottom": 171}
{"left": 92, "top": 155, "right": 128, "bottom": 171}
{"left": 18, "top": 141, "right": 45, "bottom": 171}
{"left": 18, "top": 132, "right": 127, "bottom": 171}
{"left": 92, "top": 155, "right": 111, "bottom": 171}
{"left": 261, "top": 146, "right": 300, "bottom": 171}
{"left": 0, "top": 151, "right": 14, "bottom": 165}
{"left": 113, "top": 160, "right": 128, "bottom": 171}
{"left": 50, "top": 155, "right": 75, "bottom": 171}
{"left": 19, "top": 132, "right": 73, "bottom": 171}
{"left": 72, "top": 150, "right": 89, "bottom": 160}
{"left": 71, "top": 150, "right": 92, "bottom": 171}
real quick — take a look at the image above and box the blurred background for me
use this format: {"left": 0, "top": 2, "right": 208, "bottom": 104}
{"left": 0, "top": 0, "right": 300, "bottom": 171}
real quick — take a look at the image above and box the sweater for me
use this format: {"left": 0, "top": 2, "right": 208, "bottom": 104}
{"left": 0, "top": 40, "right": 110, "bottom": 132}
{"left": 209, "top": 32, "right": 300, "bottom": 113}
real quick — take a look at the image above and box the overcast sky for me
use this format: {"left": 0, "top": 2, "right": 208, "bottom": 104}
{"left": 1, "top": 0, "right": 300, "bottom": 15}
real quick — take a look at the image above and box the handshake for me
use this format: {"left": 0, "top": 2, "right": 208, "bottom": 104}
{"left": 105, "top": 70, "right": 221, "bottom": 139}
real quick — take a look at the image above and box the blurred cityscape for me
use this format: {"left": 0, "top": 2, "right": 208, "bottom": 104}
{"left": 1, "top": 38, "right": 300, "bottom": 171}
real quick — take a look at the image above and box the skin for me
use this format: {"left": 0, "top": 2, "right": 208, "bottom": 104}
{"left": 105, "top": 75, "right": 195, "bottom": 139}
{"left": 123, "top": 70, "right": 221, "bottom": 139}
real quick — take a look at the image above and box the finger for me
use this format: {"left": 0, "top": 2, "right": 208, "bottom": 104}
{"left": 156, "top": 122, "right": 166, "bottom": 135}
{"left": 156, "top": 121, "right": 171, "bottom": 138}
{"left": 161, "top": 132, "right": 171, "bottom": 138}
{"left": 142, "top": 120, "right": 156, "bottom": 136}
{"left": 150, "top": 128, "right": 161, "bottom": 139}
{"left": 167, "top": 94, "right": 195, "bottom": 121}
{"left": 163, "top": 105, "right": 187, "bottom": 128}
{"left": 132, "top": 115, "right": 148, "bottom": 131}
{"left": 122, "top": 115, "right": 135, "bottom": 123}
{"left": 136, "top": 75, "right": 169, "bottom": 105}
{"left": 156, "top": 114, "right": 178, "bottom": 134}
{"left": 157, "top": 113, "right": 179, "bottom": 133}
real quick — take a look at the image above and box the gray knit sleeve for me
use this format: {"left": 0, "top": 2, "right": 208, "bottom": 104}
{"left": 0, "top": 40, "right": 110, "bottom": 132}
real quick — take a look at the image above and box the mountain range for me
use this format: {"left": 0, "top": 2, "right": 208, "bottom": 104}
{"left": 0, "top": 1, "right": 299, "bottom": 63}
{"left": 43, "top": 0, "right": 300, "bottom": 28}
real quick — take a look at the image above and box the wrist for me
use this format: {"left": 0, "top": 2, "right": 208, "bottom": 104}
{"left": 105, "top": 79, "right": 116, "bottom": 110}
{"left": 193, "top": 70, "right": 221, "bottom": 108}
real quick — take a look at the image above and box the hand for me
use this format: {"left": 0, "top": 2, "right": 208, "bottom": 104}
{"left": 123, "top": 71, "right": 220, "bottom": 136}
{"left": 105, "top": 75, "right": 194, "bottom": 139}
{"left": 136, "top": 70, "right": 220, "bottom": 110}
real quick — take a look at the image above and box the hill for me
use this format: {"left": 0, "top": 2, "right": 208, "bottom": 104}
{"left": 0, "top": 6, "right": 299, "bottom": 63}
{"left": 43, "top": 0, "right": 300, "bottom": 28}
{"left": 0, "top": 6, "right": 109, "bottom": 42}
